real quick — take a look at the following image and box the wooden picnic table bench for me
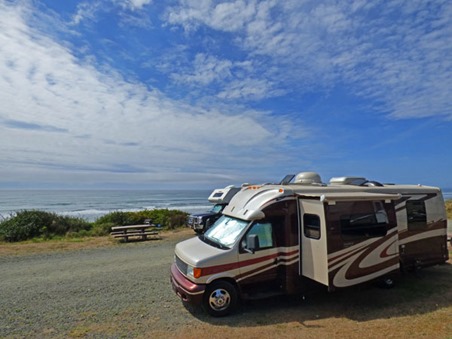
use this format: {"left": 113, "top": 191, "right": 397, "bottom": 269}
{"left": 110, "top": 223, "right": 160, "bottom": 242}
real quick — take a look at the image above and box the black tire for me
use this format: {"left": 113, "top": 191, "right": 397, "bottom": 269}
{"left": 378, "top": 277, "right": 395, "bottom": 289}
{"left": 202, "top": 281, "right": 238, "bottom": 317}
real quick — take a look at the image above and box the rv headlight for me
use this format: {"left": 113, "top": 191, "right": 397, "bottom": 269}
{"left": 187, "top": 265, "right": 202, "bottom": 279}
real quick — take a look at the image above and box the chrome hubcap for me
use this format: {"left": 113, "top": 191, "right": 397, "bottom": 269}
{"left": 209, "top": 288, "right": 231, "bottom": 311}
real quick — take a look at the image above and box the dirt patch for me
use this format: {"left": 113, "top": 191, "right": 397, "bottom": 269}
{"left": 0, "top": 228, "right": 193, "bottom": 256}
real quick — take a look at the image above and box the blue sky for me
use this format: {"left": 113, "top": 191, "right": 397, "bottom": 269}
{"left": 0, "top": 0, "right": 451, "bottom": 190}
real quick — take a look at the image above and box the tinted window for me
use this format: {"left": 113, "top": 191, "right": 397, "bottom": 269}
{"left": 406, "top": 200, "right": 427, "bottom": 231}
{"left": 210, "top": 204, "right": 224, "bottom": 213}
{"left": 304, "top": 214, "right": 320, "bottom": 239}
{"left": 339, "top": 201, "right": 388, "bottom": 241}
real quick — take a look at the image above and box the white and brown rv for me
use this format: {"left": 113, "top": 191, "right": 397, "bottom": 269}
{"left": 170, "top": 172, "right": 449, "bottom": 316}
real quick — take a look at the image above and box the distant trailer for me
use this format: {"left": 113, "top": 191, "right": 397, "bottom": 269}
{"left": 186, "top": 185, "right": 240, "bottom": 233}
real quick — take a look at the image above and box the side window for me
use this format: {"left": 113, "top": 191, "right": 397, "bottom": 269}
{"left": 339, "top": 201, "right": 388, "bottom": 241}
{"left": 304, "top": 214, "right": 321, "bottom": 239}
{"left": 406, "top": 200, "right": 427, "bottom": 231}
{"left": 247, "top": 222, "right": 274, "bottom": 249}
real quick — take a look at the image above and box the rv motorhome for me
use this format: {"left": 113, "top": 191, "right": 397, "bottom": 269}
{"left": 171, "top": 172, "right": 449, "bottom": 316}
{"left": 186, "top": 185, "right": 240, "bottom": 233}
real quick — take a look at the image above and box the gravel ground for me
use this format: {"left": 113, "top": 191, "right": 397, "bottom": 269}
{"left": 1, "top": 230, "right": 451, "bottom": 339}
{"left": 0, "top": 231, "right": 200, "bottom": 338}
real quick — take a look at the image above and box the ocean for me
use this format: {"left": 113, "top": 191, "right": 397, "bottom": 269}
{"left": 0, "top": 190, "right": 213, "bottom": 222}
{"left": 0, "top": 188, "right": 451, "bottom": 223}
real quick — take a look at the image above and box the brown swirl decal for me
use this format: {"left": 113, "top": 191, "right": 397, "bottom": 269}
{"left": 328, "top": 230, "right": 399, "bottom": 288}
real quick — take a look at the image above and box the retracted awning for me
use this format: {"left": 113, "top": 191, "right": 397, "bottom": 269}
{"left": 296, "top": 192, "right": 401, "bottom": 204}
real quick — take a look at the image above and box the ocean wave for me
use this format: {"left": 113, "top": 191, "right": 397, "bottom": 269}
{"left": 57, "top": 204, "right": 213, "bottom": 222}
{"left": 0, "top": 190, "right": 216, "bottom": 222}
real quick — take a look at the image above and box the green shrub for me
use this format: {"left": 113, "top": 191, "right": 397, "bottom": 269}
{"left": 92, "top": 209, "right": 188, "bottom": 229}
{"left": 89, "top": 222, "right": 115, "bottom": 236}
{"left": 0, "top": 208, "right": 189, "bottom": 242}
{"left": 0, "top": 210, "right": 91, "bottom": 242}
{"left": 94, "top": 211, "right": 138, "bottom": 226}
{"left": 446, "top": 200, "right": 452, "bottom": 219}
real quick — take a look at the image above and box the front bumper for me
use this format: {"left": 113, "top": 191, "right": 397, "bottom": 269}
{"left": 170, "top": 263, "right": 205, "bottom": 305}
{"left": 186, "top": 218, "right": 203, "bottom": 230}
{"left": 192, "top": 223, "right": 204, "bottom": 231}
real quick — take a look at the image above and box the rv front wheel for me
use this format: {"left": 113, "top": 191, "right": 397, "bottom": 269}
{"left": 203, "top": 281, "right": 238, "bottom": 317}
{"left": 378, "top": 277, "right": 395, "bottom": 289}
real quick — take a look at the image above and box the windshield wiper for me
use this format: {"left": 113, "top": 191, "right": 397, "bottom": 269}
{"left": 199, "top": 235, "right": 229, "bottom": 250}
{"left": 213, "top": 241, "right": 229, "bottom": 250}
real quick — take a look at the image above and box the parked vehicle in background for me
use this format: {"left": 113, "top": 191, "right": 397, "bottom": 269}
{"left": 186, "top": 185, "right": 241, "bottom": 234}
{"left": 171, "top": 172, "right": 449, "bottom": 316}
{"left": 447, "top": 219, "right": 452, "bottom": 246}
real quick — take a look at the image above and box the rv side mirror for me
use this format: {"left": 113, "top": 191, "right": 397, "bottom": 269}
{"left": 245, "top": 234, "right": 259, "bottom": 254}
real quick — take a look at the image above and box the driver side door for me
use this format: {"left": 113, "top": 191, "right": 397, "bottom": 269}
{"left": 237, "top": 219, "right": 280, "bottom": 293}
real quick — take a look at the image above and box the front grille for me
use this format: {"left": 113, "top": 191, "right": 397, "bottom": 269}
{"left": 187, "top": 216, "right": 194, "bottom": 227}
{"left": 175, "top": 255, "right": 188, "bottom": 275}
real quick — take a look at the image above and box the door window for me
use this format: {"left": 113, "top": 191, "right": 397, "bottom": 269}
{"left": 242, "top": 222, "right": 274, "bottom": 250}
{"left": 247, "top": 222, "right": 274, "bottom": 249}
{"left": 304, "top": 213, "right": 321, "bottom": 239}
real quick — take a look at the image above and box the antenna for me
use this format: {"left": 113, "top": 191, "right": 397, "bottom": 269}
{"left": 279, "top": 174, "right": 295, "bottom": 185}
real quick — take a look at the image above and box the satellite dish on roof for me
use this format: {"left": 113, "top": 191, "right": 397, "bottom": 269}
{"left": 294, "top": 172, "right": 322, "bottom": 185}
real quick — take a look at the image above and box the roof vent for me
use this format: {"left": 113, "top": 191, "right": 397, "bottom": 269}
{"left": 294, "top": 172, "right": 323, "bottom": 185}
{"left": 329, "top": 176, "right": 367, "bottom": 185}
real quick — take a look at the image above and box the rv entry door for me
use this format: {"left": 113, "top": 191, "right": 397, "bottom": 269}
{"left": 299, "top": 199, "right": 329, "bottom": 287}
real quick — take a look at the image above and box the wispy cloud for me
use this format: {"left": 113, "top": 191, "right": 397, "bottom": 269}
{"left": 170, "top": 53, "right": 233, "bottom": 86}
{"left": 168, "top": 53, "right": 278, "bottom": 100}
{"left": 127, "top": 0, "right": 153, "bottom": 11}
{"left": 71, "top": 2, "right": 102, "bottom": 25}
{"left": 0, "top": 0, "right": 450, "bottom": 189}
{"left": 217, "top": 78, "right": 279, "bottom": 100}
{"left": 72, "top": 0, "right": 153, "bottom": 27}
{"left": 0, "top": 0, "right": 300, "bottom": 187}
{"left": 2, "top": 119, "right": 68, "bottom": 133}
{"left": 166, "top": 0, "right": 452, "bottom": 119}
{"left": 166, "top": 0, "right": 257, "bottom": 32}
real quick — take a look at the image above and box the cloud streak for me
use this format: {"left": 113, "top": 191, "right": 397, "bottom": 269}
{"left": 2, "top": 119, "right": 68, "bottom": 133}
{"left": 0, "top": 0, "right": 301, "bottom": 188}
{"left": 166, "top": 0, "right": 452, "bottom": 119}
{"left": 0, "top": 0, "right": 450, "bottom": 189}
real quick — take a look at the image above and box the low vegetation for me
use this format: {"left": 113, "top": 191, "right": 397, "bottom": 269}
{"left": 446, "top": 199, "right": 452, "bottom": 219}
{"left": 1, "top": 201, "right": 451, "bottom": 243}
{"left": 0, "top": 209, "right": 188, "bottom": 242}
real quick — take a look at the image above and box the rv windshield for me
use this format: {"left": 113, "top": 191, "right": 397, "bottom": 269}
{"left": 210, "top": 204, "right": 224, "bottom": 213}
{"left": 203, "top": 215, "right": 249, "bottom": 248}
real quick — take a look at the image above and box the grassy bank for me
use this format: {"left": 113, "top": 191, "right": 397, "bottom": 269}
{"left": 446, "top": 199, "right": 452, "bottom": 219}
{"left": 0, "top": 209, "right": 188, "bottom": 242}
{"left": 1, "top": 200, "right": 451, "bottom": 244}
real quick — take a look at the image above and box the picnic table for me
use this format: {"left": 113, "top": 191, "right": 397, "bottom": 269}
{"left": 110, "top": 220, "right": 160, "bottom": 242}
